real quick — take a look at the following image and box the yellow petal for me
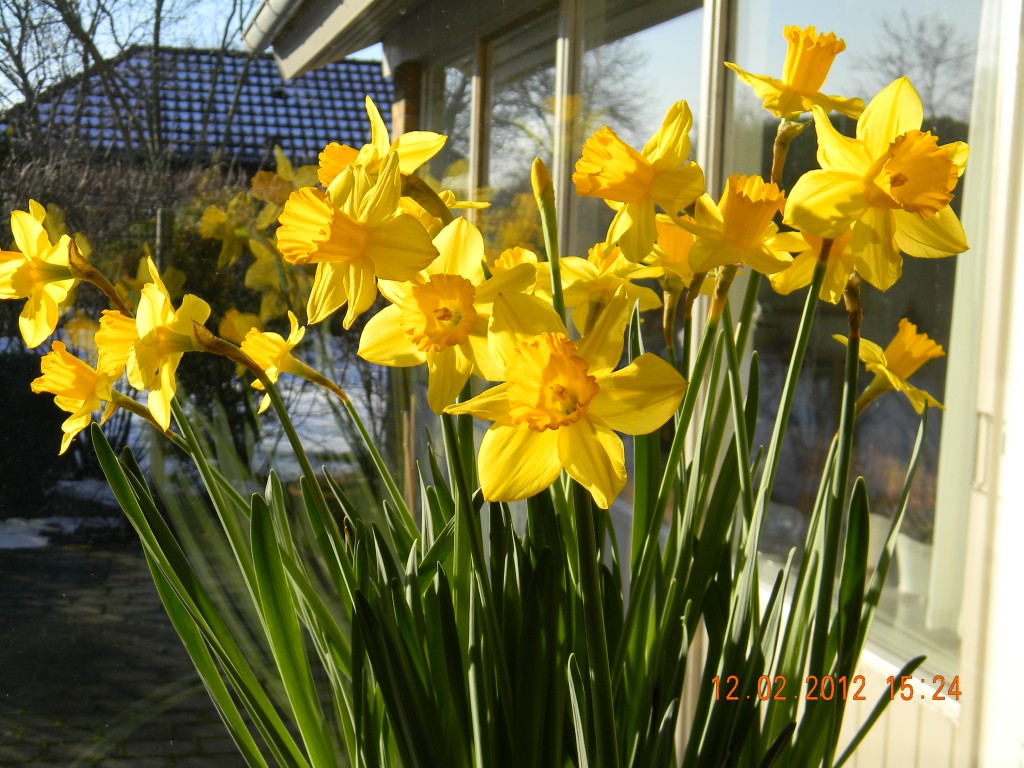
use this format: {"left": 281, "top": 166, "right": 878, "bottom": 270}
{"left": 642, "top": 100, "right": 694, "bottom": 168}
{"left": 307, "top": 262, "right": 348, "bottom": 325}
{"left": 811, "top": 106, "right": 872, "bottom": 175}
{"left": 19, "top": 283, "right": 67, "bottom": 347}
{"left": 588, "top": 353, "right": 686, "bottom": 435}
{"left": 426, "top": 345, "right": 473, "bottom": 413}
{"left": 650, "top": 163, "right": 706, "bottom": 217}
{"left": 474, "top": 263, "right": 536, "bottom": 305}
{"left": 942, "top": 141, "right": 969, "bottom": 177}
{"left": 784, "top": 170, "right": 867, "bottom": 239}
{"left": 851, "top": 208, "right": 900, "bottom": 290}
{"left": 147, "top": 354, "right": 181, "bottom": 431}
{"left": 607, "top": 203, "right": 657, "bottom": 263}
{"left": 892, "top": 207, "right": 967, "bottom": 259}
{"left": 478, "top": 424, "right": 561, "bottom": 502}
{"left": 557, "top": 419, "right": 625, "bottom": 509}
{"left": 444, "top": 381, "right": 513, "bottom": 424}
{"left": 343, "top": 261, "right": 378, "bottom": 329}
{"left": 358, "top": 305, "right": 426, "bottom": 366}
{"left": 575, "top": 288, "right": 629, "bottom": 377}
{"left": 11, "top": 209, "right": 49, "bottom": 256}
{"left": 857, "top": 77, "right": 923, "bottom": 158}
{"left": 170, "top": 294, "right": 212, "bottom": 338}
{"left": 770, "top": 249, "right": 816, "bottom": 296}
{"left": 361, "top": 153, "right": 403, "bottom": 227}
{"left": 465, "top": 326, "right": 503, "bottom": 380}
{"left": 834, "top": 333, "right": 889, "bottom": 369}
{"left": 392, "top": 132, "right": 447, "bottom": 174}
{"left": 366, "top": 215, "right": 439, "bottom": 281}
{"left": 431, "top": 217, "right": 485, "bottom": 281}
{"left": 724, "top": 64, "right": 786, "bottom": 102}
{"left": 488, "top": 293, "right": 564, "bottom": 370}
{"left": 366, "top": 96, "right": 391, "bottom": 158}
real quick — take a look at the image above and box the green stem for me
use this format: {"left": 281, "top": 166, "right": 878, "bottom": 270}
{"left": 753, "top": 250, "right": 828, "bottom": 516}
{"left": 572, "top": 481, "right": 619, "bottom": 768}
{"left": 441, "top": 411, "right": 516, "bottom": 744}
{"left": 532, "top": 158, "right": 566, "bottom": 323}
{"left": 809, "top": 277, "right": 860, "bottom": 679}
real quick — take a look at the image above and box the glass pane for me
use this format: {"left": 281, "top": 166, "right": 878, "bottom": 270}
{"left": 422, "top": 57, "right": 474, "bottom": 200}
{"left": 480, "top": 9, "right": 560, "bottom": 255}
{"left": 569, "top": 4, "right": 704, "bottom": 257}
{"left": 723, "top": 1, "right": 981, "bottom": 667}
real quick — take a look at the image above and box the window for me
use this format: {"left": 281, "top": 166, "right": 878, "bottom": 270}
{"left": 722, "top": 0, "right": 983, "bottom": 674}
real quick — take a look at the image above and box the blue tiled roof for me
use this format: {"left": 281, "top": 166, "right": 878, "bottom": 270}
{"left": 9, "top": 48, "right": 392, "bottom": 166}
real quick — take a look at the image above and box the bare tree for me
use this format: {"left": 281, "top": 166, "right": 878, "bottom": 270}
{"left": 854, "top": 11, "right": 975, "bottom": 120}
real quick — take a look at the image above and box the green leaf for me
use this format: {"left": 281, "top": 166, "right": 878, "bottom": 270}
{"left": 144, "top": 548, "right": 269, "bottom": 767}
{"left": 837, "top": 479, "right": 870, "bottom": 674}
{"left": 832, "top": 655, "right": 927, "bottom": 768}
{"left": 251, "top": 494, "right": 335, "bottom": 767}
{"left": 567, "top": 654, "right": 591, "bottom": 768}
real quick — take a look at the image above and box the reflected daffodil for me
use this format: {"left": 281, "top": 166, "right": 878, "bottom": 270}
{"left": 726, "top": 26, "right": 864, "bottom": 119}
{"left": 573, "top": 101, "right": 705, "bottom": 261}
{"left": 358, "top": 217, "right": 534, "bottom": 412}
{"left": 445, "top": 289, "right": 686, "bottom": 508}
{"left": 0, "top": 202, "right": 74, "bottom": 347}
{"left": 785, "top": 77, "right": 969, "bottom": 290}
{"left": 276, "top": 151, "right": 438, "bottom": 328}
{"left": 125, "top": 257, "right": 211, "bottom": 430}
{"left": 835, "top": 318, "right": 945, "bottom": 414}
{"left": 31, "top": 342, "right": 115, "bottom": 454}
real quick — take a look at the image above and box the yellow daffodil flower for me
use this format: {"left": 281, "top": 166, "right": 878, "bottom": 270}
{"left": 276, "top": 151, "right": 439, "bottom": 328}
{"left": 358, "top": 217, "right": 535, "bottom": 412}
{"left": 726, "top": 26, "right": 864, "bottom": 119}
{"left": 573, "top": 101, "right": 705, "bottom": 262}
{"left": 0, "top": 203, "right": 74, "bottom": 347}
{"left": 445, "top": 289, "right": 686, "bottom": 508}
{"left": 770, "top": 228, "right": 851, "bottom": 303}
{"left": 94, "top": 309, "right": 139, "bottom": 378}
{"left": 784, "top": 77, "right": 969, "bottom": 290}
{"left": 31, "top": 342, "right": 115, "bottom": 454}
{"left": 835, "top": 318, "right": 944, "bottom": 414}
{"left": 125, "top": 257, "right": 211, "bottom": 430}
{"left": 491, "top": 246, "right": 550, "bottom": 300}
{"left": 560, "top": 241, "right": 662, "bottom": 334}
{"left": 682, "top": 175, "right": 804, "bottom": 275}
{"left": 318, "top": 96, "right": 446, "bottom": 186}
{"left": 240, "top": 311, "right": 307, "bottom": 413}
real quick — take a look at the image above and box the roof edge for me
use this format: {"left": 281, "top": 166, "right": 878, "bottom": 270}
{"left": 243, "top": 0, "right": 304, "bottom": 53}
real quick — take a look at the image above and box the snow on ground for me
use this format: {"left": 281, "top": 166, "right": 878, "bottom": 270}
{"left": 0, "top": 516, "right": 122, "bottom": 549}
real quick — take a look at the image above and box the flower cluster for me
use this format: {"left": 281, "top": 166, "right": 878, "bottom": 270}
{"left": 4, "top": 25, "right": 964, "bottom": 508}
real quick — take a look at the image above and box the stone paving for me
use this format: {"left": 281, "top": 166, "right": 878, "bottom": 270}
{"left": 0, "top": 543, "right": 245, "bottom": 767}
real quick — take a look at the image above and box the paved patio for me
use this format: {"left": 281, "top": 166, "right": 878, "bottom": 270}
{"left": 0, "top": 543, "right": 245, "bottom": 767}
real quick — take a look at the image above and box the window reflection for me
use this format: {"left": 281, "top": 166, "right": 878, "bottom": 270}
{"left": 725, "top": 1, "right": 980, "bottom": 666}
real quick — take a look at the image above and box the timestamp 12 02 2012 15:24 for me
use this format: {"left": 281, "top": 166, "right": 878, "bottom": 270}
{"left": 711, "top": 674, "right": 963, "bottom": 703}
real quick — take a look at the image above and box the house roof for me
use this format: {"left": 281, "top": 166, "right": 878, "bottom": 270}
{"left": 4, "top": 47, "right": 392, "bottom": 166}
